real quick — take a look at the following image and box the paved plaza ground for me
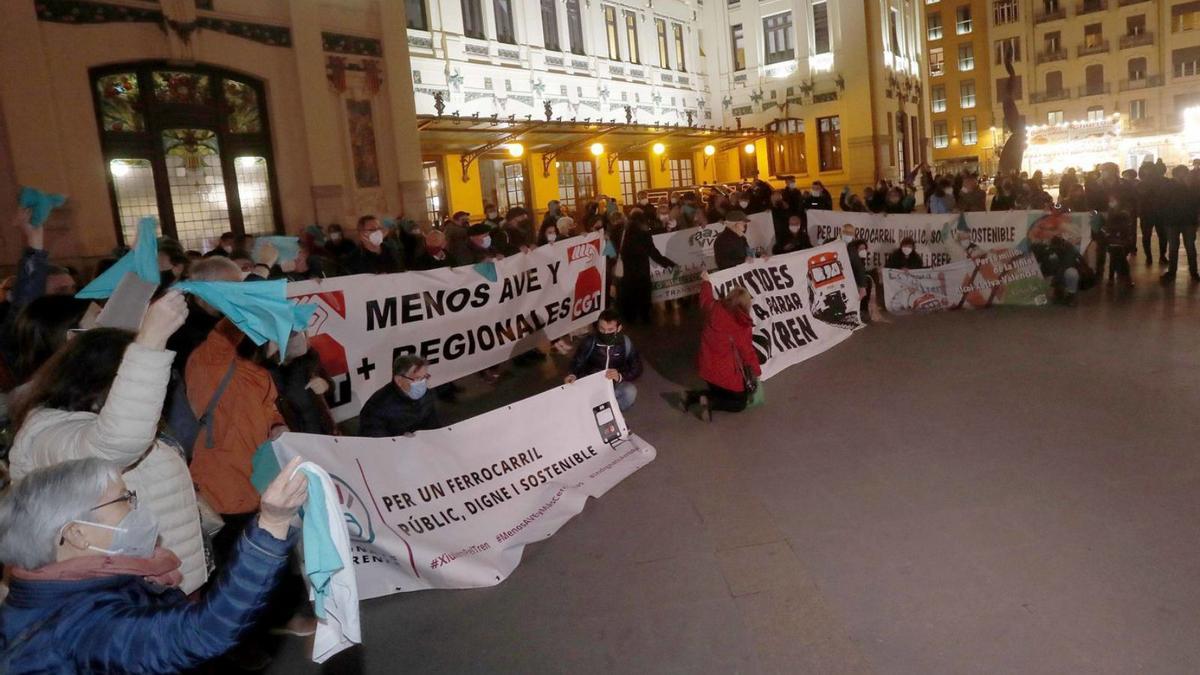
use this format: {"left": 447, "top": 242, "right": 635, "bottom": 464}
{"left": 270, "top": 258, "right": 1200, "bottom": 674}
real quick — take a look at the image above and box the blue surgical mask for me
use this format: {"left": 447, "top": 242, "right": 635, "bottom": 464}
{"left": 405, "top": 380, "right": 428, "bottom": 400}
{"left": 71, "top": 507, "right": 159, "bottom": 558}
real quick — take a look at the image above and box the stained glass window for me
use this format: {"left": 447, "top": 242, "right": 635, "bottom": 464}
{"left": 162, "top": 129, "right": 229, "bottom": 251}
{"left": 234, "top": 157, "right": 275, "bottom": 235}
{"left": 109, "top": 159, "right": 159, "bottom": 244}
{"left": 96, "top": 73, "right": 144, "bottom": 132}
{"left": 152, "top": 71, "right": 211, "bottom": 105}
{"left": 223, "top": 79, "right": 262, "bottom": 133}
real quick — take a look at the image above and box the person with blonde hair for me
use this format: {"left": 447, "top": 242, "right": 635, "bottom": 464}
{"left": 683, "top": 271, "right": 761, "bottom": 421}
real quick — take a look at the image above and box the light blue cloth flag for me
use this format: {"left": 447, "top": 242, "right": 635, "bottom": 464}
{"left": 76, "top": 216, "right": 160, "bottom": 299}
{"left": 172, "top": 279, "right": 317, "bottom": 360}
{"left": 602, "top": 239, "right": 617, "bottom": 259}
{"left": 19, "top": 186, "right": 67, "bottom": 227}
{"left": 381, "top": 217, "right": 398, "bottom": 231}
{"left": 253, "top": 236, "right": 301, "bottom": 264}
{"left": 299, "top": 466, "right": 343, "bottom": 619}
{"left": 473, "top": 261, "right": 498, "bottom": 282}
{"left": 250, "top": 441, "right": 282, "bottom": 495}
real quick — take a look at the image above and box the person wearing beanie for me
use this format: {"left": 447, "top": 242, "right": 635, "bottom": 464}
{"left": 714, "top": 210, "right": 752, "bottom": 271}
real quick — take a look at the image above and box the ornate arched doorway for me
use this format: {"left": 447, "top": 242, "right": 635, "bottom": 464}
{"left": 90, "top": 62, "right": 281, "bottom": 251}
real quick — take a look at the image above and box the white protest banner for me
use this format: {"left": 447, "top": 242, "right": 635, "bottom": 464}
{"left": 806, "top": 210, "right": 1093, "bottom": 271}
{"left": 882, "top": 249, "right": 1051, "bottom": 312}
{"left": 707, "top": 241, "right": 863, "bottom": 381}
{"left": 648, "top": 212, "right": 775, "bottom": 302}
{"left": 272, "top": 373, "right": 656, "bottom": 598}
{"left": 288, "top": 234, "right": 606, "bottom": 421}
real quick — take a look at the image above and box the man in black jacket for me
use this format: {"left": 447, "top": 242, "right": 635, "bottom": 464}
{"left": 714, "top": 210, "right": 752, "bottom": 270}
{"left": 1160, "top": 165, "right": 1200, "bottom": 282}
{"left": 802, "top": 181, "right": 834, "bottom": 211}
{"left": 358, "top": 355, "right": 440, "bottom": 437}
{"left": 564, "top": 310, "right": 643, "bottom": 410}
{"left": 340, "top": 215, "right": 403, "bottom": 275}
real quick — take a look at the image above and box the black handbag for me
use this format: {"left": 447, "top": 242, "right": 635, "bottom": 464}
{"left": 729, "top": 337, "right": 758, "bottom": 394}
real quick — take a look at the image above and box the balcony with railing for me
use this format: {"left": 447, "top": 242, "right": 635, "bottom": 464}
{"left": 1119, "top": 32, "right": 1154, "bottom": 49}
{"left": 1036, "top": 49, "right": 1068, "bottom": 64}
{"left": 1118, "top": 0, "right": 1149, "bottom": 6}
{"left": 1077, "top": 83, "right": 1111, "bottom": 97}
{"left": 1031, "top": 89, "right": 1071, "bottom": 103}
{"left": 1076, "top": 0, "right": 1108, "bottom": 14}
{"left": 1119, "top": 74, "right": 1164, "bottom": 91}
{"left": 1034, "top": 8, "right": 1067, "bottom": 23}
{"left": 1077, "top": 40, "right": 1110, "bottom": 57}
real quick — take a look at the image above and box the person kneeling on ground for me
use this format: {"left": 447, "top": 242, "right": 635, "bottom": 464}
{"left": 1031, "top": 235, "right": 1090, "bottom": 305}
{"left": 0, "top": 456, "right": 307, "bottom": 673}
{"left": 564, "top": 310, "right": 643, "bottom": 411}
{"left": 684, "top": 271, "right": 761, "bottom": 421}
{"left": 359, "top": 354, "right": 440, "bottom": 437}
{"left": 885, "top": 237, "right": 924, "bottom": 270}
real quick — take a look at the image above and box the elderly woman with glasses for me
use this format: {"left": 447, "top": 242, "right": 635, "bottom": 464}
{"left": 0, "top": 456, "right": 307, "bottom": 673}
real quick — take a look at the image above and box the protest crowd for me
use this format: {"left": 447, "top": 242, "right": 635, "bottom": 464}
{"left": 0, "top": 154, "right": 1196, "bottom": 671}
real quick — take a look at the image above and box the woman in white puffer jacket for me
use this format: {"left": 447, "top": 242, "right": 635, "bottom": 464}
{"left": 8, "top": 292, "right": 208, "bottom": 593}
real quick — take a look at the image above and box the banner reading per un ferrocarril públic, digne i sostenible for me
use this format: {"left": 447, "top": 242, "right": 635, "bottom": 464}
{"left": 706, "top": 240, "right": 863, "bottom": 381}
{"left": 271, "top": 373, "right": 656, "bottom": 599}
{"left": 287, "top": 234, "right": 607, "bottom": 422}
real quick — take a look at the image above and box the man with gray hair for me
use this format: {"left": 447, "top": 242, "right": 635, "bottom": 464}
{"left": 358, "top": 354, "right": 440, "bottom": 437}
{"left": 0, "top": 456, "right": 308, "bottom": 672}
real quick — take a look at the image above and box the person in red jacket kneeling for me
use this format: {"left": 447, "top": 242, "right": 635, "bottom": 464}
{"left": 684, "top": 271, "right": 762, "bottom": 421}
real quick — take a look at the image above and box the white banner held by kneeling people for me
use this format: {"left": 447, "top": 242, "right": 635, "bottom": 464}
{"left": 272, "top": 373, "right": 656, "bottom": 599}
{"left": 707, "top": 241, "right": 863, "bottom": 381}
{"left": 288, "top": 234, "right": 607, "bottom": 421}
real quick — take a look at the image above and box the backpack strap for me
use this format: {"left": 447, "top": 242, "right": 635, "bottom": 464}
{"left": 201, "top": 359, "right": 239, "bottom": 449}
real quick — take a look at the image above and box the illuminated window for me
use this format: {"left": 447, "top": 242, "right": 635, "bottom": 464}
{"left": 604, "top": 6, "right": 621, "bottom": 60}
{"left": 962, "top": 117, "right": 977, "bottom": 145}
{"left": 927, "top": 12, "right": 943, "bottom": 40}
{"left": 1086, "top": 106, "right": 1104, "bottom": 122}
{"left": 423, "top": 160, "right": 446, "bottom": 224}
{"left": 618, "top": 159, "right": 649, "bottom": 204}
{"left": 932, "top": 85, "right": 947, "bottom": 112}
{"left": 767, "top": 118, "right": 807, "bottom": 175}
{"left": 624, "top": 11, "right": 640, "bottom": 63}
{"left": 955, "top": 5, "right": 972, "bottom": 34}
{"left": 557, "top": 160, "right": 595, "bottom": 209}
{"left": 960, "top": 80, "right": 976, "bottom": 108}
{"left": 1048, "top": 110, "right": 1064, "bottom": 124}
{"left": 668, "top": 158, "right": 695, "bottom": 186}
{"left": 1173, "top": 46, "right": 1200, "bottom": 76}
{"left": 817, "top": 116, "right": 841, "bottom": 171}
{"left": 995, "top": 37, "right": 1020, "bottom": 64}
{"left": 994, "top": 0, "right": 1018, "bottom": 24}
{"left": 763, "top": 12, "right": 795, "bottom": 65}
{"left": 1173, "top": 1, "right": 1200, "bottom": 32}
{"left": 933, "top": 120, "right": 949, "bottom": 148}
{"left": 959, "top": 43, "right": 975, "bottom": 71}
{"left": 1084, "top": 23, "right": 1103, "bottom": 49}
{"left": 930, "top": 47, "right": 945, "bottom": 76}
{"left": 92, "top": 64, "right": 277, "bottom": 251}
{"left": 656, "top": 19, "right": 669, "bottom": 68}
{"left": 1128, "top": 57, "right": 1147, "bottom": 81}
{"left": 1130, "top": 99, "right": 1147, "bottom": 120}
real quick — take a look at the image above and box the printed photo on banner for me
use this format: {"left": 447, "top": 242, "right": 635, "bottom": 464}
{"left": 287, "top": 235, "right": 607, "bottom": 421}
{"left": 806, "top": 210, "right": 1093, "bottom": 270}
{"left": 707, "top": 241, "right": 863, "bottom": 381}
{"left": 649, "top": 212, "right": 775, "bottom": 302}
{"left": 882, "top": 248, "right": 1051, "bottom": 313}
{"left": 271, "top": 373, "right": 656, "bottom": 599}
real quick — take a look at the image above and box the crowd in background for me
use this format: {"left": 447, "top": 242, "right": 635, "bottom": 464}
{"left": 2, "top": 153, "right": 1200, "bottom": 669}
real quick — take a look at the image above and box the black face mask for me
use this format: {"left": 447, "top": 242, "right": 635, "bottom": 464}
{"left": 160, "top": 269, "right": 176, "bottom": 287}
{"left": 597, "top": 332, "right": 621, "bottom": 345}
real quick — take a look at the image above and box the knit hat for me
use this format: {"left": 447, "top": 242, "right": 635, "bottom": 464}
{"left": 468, "top": 223, "right": 492, "bottom": 236}
{"left": 724, "top": 210, "right": 748, "bottom": 222}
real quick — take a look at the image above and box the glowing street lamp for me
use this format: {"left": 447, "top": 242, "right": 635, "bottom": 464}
{"left": 652, "top": 142, "right": 666, "bottom": 155}
{"left": 704, "top": 144, "right": 716, "bottom": 156}
{"left": 743, "top": 143, "right": 756, "bottom": 154}
{"left": 506, "top": 143, "right": 524, "bottom": 157}
{"left": 590, "top": 142, "right": 605, "bottom": 156}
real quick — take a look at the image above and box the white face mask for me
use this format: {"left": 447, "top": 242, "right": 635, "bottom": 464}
{"left": 480, "top": 235, "right": 493, "bottom": 249}
{"left": 640, "top": 198, "right": 650, "bottom": 205}
{"left": 329, "top": 232, "right": 342, "bottom": 242}
{"left": 858, "top": 249, "right": 868, "bottom": 259}
{"left": 487, "top": 211, "right": 498, "bottom": 220}
{"left": 68, "top": 508, "right": 160, "bottom": 559}
{"left": 812, "top": 188, "right": 823, "bottom": 196}
{"left": 901, "top": 246, "right": 913, "bottom": 255}
{"left": 842, "top": 234, "right": 854, "bottom": 243}
{"left": 788, "top": 224, "right": 803, "bottom": 233}
{"left": 546, "top": 232, "right": 558, "bottom": 242}
{"left": 943, "top": 187, "right": 953, "bottom": 196}
{"left": 666, "top": 219, "right": 677, "bottom": 229}
{"left": 368, "top": 230, "right": 385, "bottom": 247}
{"left": 221, "top": 244, "right": 233, "bottom": 254}
{"left": 786, "top": 182, "right": 796, "bottom": 189}
{"left": 738, "top": 200, "right": 749, "bottom": 208}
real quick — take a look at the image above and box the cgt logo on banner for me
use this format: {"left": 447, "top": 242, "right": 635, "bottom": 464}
{"left": 288, "top": 234, "right": 607, "bottom": 421}
{"left": 648, "top": 212, "right": 776, "bottom": 302}
{"left": 272, "top": 373, "right": 656, "bottom": 598}
{"left": 707, "top": 241, "right": 863, "bottom": 381}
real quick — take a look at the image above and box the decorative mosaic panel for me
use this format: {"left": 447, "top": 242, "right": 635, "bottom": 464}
{"left": 322, "top": 32, "right": 382, "bottom": 57}
{"left": 222, "top": 79, "right": 261, "bottom": 133}
{"left": 152, "top": 71, "right": 211, "bottom": 105}
{"left": 95, "top": 72, "right": 144, "bottom": 132}
{"left": 35, "top": 0, "right": 163, "bottom": 24}
{"left": 196, "top": 16, "right": 290, "bottom": 47}
{"left": 345, "top": 99, "right": 380, "bottom": 188}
